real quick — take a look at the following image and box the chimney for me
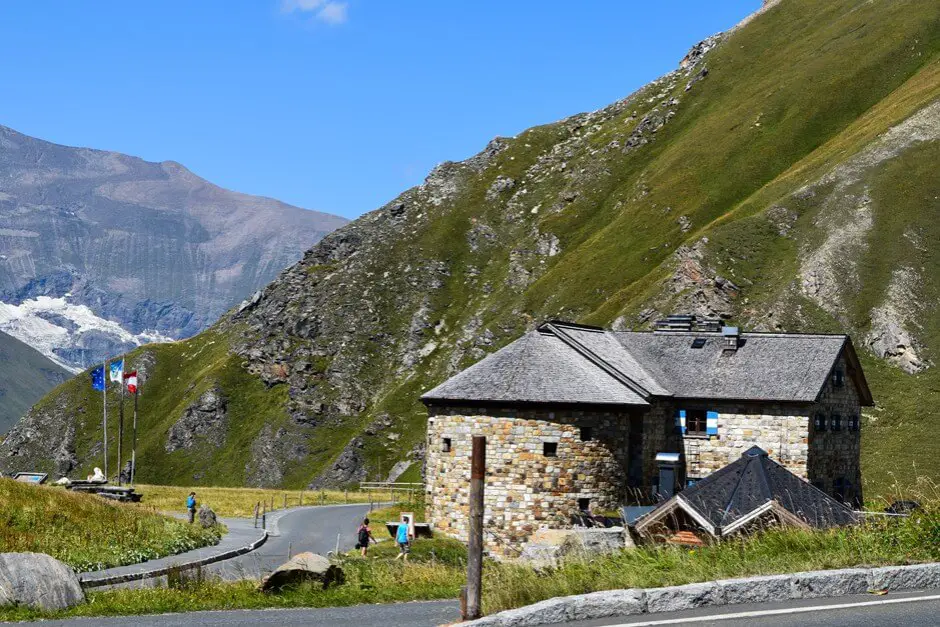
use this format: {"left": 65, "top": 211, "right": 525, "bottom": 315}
{"left": 655, "top": 314, "right": 695, "bottom": 333}
{"left": 655, "top": 314, "right": 723, "bottom": 333}
{"left": 722, "top": 326, "right": 741, "bottom": 351}
{"left": 655, "top": 452, "right": 684, "bottom": 500}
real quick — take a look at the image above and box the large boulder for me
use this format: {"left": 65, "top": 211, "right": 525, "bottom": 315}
{"left": 260, "top": 552, "right": 345, "bottom": 592}
{"left": 198, "top": 504, "right": 218, "bottom": 528}
{"left": 0, "top": 553, "right": 85, "bottom": 610}
{"left": 518, "top": 528, "right": 633, "bottom": 568}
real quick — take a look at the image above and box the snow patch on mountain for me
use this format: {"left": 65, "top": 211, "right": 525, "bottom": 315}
{"left": 0, "top": 296, "right": 172, "bottom": 373}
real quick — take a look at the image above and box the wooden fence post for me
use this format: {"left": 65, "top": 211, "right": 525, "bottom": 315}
{"left": 464, "top": 435, "right": 485, "bottom": 621}
{"left": 254, "top": 502, "right": 260, "bottom": 529}
{"left": 283, "top": 493, "right": 287, "bottom": 510}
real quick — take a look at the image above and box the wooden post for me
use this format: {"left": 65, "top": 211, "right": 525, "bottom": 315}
{"left": 262, "top": 501, "right": 267, "bottom": 530}
{"left": 283, "top": 493, "right": 287, "bottom": 510}
{"left": 300, "top": 490, "right": 304, "bottom": 506}
{"left": 464, "top": 435, "right": 485, "bottom": 620}
{"left": 344, "top": 488, "right": 348, "bottom": 504}
{"left": 254, "top": 502, "right": 260, "bottom": 529}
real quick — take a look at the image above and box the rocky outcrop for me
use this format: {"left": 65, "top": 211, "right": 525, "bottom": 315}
{"left": 866, "top": 268, "right": 929, "bottom": 374}
{"left": 165, "top": 388, "right": 228, "bottom": 453}
{"left": 309, "top": 437, "right": 367, "bottom": 488}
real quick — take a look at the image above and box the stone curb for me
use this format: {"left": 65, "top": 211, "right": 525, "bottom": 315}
{"left": 462, "top": 562, "right": 940, "bottom": 626}
{"left": 78, "top": 531, "right": 269, "bottom": 589}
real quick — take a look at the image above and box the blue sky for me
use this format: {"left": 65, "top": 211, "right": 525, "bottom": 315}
{"left": 0, "top": 1, "right": 759, "bottom": 219}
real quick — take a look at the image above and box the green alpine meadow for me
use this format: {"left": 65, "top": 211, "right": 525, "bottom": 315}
{"left": 4, "top": 0, "right": 939, "bottom": 498}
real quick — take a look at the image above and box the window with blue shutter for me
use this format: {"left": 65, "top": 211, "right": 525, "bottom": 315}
{"left": 706, "top": 411, "right": 719, "bottom": 436}
{"left": 848, "top": 414, "right": 860, "bottom": 431}
{"left": 674, "top": 409, "right": 686, "bottom": 435}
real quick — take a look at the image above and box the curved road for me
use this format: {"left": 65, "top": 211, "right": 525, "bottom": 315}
{"left": 205, "top": 503, "right": 377, "bottom": 581}
{"left": 40, "top": 504, "right": 461, "bottom": 627}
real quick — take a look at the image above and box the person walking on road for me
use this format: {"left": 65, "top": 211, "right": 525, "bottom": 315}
{"left": 357, "top": 517, "right": 376, "bottom": 557}
{"left": 394, "top": 515, "right": 413, "bottom": 562}
{"left": 187, "top": 492, "right": 197, "bottom": 524}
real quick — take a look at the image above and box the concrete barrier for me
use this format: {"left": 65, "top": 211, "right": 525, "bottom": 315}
{"left": 463, "top": 562, "right": 940, "bottom": 626}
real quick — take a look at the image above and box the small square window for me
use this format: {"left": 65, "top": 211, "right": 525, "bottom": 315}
{"left": 543, "top": 442, "right": 558, "bottom": 457}
{"left": 580, "top": 426, "right": 593, "bottom": 442}
{"left": 814, "top": 413, "right": 827, "bottom": 432}
{"left": 691, "top": 338, "right": 707, "bottom": 349}
{"left": 577, "top": 498, "right": 590, "bottom": 512}
{"left": 848, "top": 415, "right": 860, "bottom": 432}
{"left": 831, "top": 414, "right": 842, "bottom": 432}
{"left": 833, "top": 369, "right": 845, "bottom": 388}
{"left": 686, "top": 409, "right": 707, "bottom": 435}
{"left": 442, "top": 438, "right": 452, "bottom": 453}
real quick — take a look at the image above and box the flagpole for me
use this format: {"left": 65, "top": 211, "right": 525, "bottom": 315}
{"left": 117, "top": 354, "right": 125, "bottom": 486}
{"left": 102, "top": 359, "right": 108, "bottom": 481}
{"left": 131, "top": 383, "right": 138, "bottom": 485}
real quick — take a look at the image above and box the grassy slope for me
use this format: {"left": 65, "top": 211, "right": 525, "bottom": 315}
{"left": 0, "top": 331, "right": 69, "bottom": 432}
{"left": 11, "top": 0, "right": 940, "bottom": 494}
{"left": 0, "top": 478, "right": 220, "bottom": 572}
{"left": 3, "top": 497, "right": 940, "bottom": 620}
{"left": 135, "top": 484, "right": 373, "bottom": 518}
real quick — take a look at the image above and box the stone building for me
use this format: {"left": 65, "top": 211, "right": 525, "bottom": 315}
{"left": 421, "top": 320, "right": 872, "bottom": 554}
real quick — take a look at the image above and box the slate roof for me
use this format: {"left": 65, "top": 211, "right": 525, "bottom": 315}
{"left": 421, "top": 321, "right": 873, "bottom": 406}
{"left": 612, "top": 331, "right": 854, "bottom": 402}
{"left": 421, "top": 330, "right": 649, "bottom": 406}
{"left": 635, "top": 447, "right": 859, "bottom": 536}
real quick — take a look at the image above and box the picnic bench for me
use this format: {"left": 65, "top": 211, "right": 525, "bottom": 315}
{"left": 66, "top": 482, "right": 142, "bottom": 503}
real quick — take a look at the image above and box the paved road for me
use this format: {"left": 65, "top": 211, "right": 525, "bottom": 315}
{"left": 80, "top": 516, "right": 266, "bottom": 585}
{"left": 30, "top": 600, "right": 461, "bottom": 626}
{"left": 564, "top": 589, "right": 940, "bottom": 626}
{"left": 205, "top": 503, "right": 379, "bottom": 580}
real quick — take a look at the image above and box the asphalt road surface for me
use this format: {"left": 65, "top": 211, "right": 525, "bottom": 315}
{"left": 35, "top": 504, "right": 461, "bottom": 626}
{"left": 564, "top": 589, "right": 940, "bottom": 626}
{"left": 30, "top": 600, "right": 461, "bottom": 627}
{"left": 206, "top": 502, "right": 378, "bottom": 580}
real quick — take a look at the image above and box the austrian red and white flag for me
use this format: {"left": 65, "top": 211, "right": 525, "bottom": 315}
{"left": 123, "top": 371, "right": 139, "bottom": 394}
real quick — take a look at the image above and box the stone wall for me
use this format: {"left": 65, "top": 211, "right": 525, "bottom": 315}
{"left": 807, "top": 355, "right": 863, "bottom": 503}
{"left": 425, "top": 405, "right": 635, "bottom": 554}
{"left": 674, "top": 401, "right": 811, "bottom": 480}
{"left": 669, "top": 355, "right": 862, "bottom": 502}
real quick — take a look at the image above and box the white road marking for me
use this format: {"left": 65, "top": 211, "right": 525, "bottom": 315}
{"left": 606, "top": 593, "right": 940, "bottom": 625}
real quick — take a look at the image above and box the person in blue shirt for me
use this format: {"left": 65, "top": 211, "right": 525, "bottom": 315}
{"left": 186, "top": 492, "right": 197, "bottom": 524}
{"left": 394, "top": 515, "right": 413, "bottom": 562}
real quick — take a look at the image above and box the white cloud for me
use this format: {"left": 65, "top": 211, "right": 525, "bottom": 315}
{"left": 316, "top": 2, "right": 348, "bottom": 25}
{"left": 281, "top": 0, "right": 348, "bottom": 25}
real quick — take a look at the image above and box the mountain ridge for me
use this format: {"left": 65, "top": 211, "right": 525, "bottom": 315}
{"left": 0, "top": 123, "right": 348, "bottom": 372}
{"left": 3, "top": 0, "right": 938, "bottom": 494}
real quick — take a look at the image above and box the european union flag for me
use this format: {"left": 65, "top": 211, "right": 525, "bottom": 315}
{"left": 91, "top": 365, "right": 105, "bottom": 391}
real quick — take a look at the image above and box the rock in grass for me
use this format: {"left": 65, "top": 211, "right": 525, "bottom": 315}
{"left": 260, "top": 552, "right": 345, "bottom": 592}
{"left": 198, "top": 504, "right": 218, "bottom": 528}
{"left": 0, "top": 552, "right": 85, "bottom": 610}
